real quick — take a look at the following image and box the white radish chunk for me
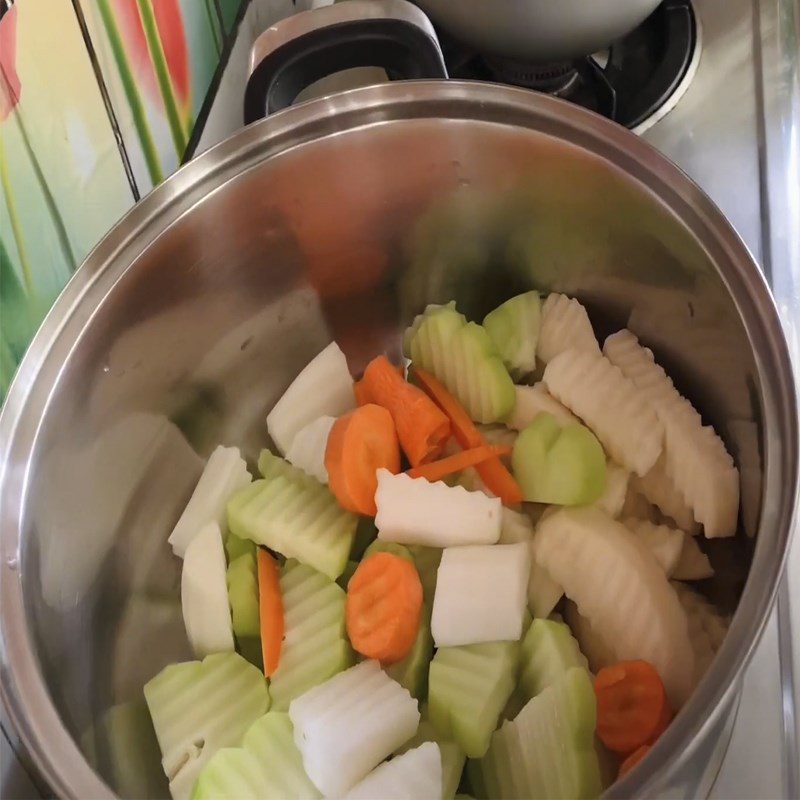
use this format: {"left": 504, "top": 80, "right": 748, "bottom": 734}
{"left": 375, "top": 470, "right": 501, "bottom": 547}
{"left": 499, "top": 508, "right": 564, "bottom": 619}
{"left": 563, "top": 600, "right": 617, "bottom": 673}
{"left": 603, "top": 329, "right": 739, "bottom": 537}
{"left": 592, "top": 462, "right": 629, "bottom": 518}
{"left": 344, "top": 742, "right": 442, "bottom": 800}
{"left": 168, "top": 445, "right": 251, "bottom": 558}
{"left": 623, "top": 518, "right": 685, "bottom": 577}
{"left": 537, "top": 294, "right": 600, "bottom": 364}
{"left": 634, "top": 455, "right": 698, "bottom": 532}
{"left": 285, "top": 415, "right": 336, "bottom": 484}
{"left": 528, "top": 562, "right": 565, "bottom": 620}
{"left": 505, "top": 383, "right": 578, "bottom": 430}
{"left": 672, "top": 536, "right": 715, "bottom": 580}
{"left": 532, "top": 507, "right": 694, "bottom": 708}
{"left": 543, "top": 348, "right": 663, "bottom": 477}
{"left": 289, "top": 660, "right": 420, "bottom": 797}
{"left": 181, "top": 522, "right": 234, "bottom": 658}
{"left": 432, "top": 543, "right": 531, "bottom": 647}
{"left": 673, "top": 583, "right": 731, "bottom": 681}
{"left": 499, "top": 507, "right": 535, "bottom": 546}
{"left": 267, "top": 342, "right": 356, "bottom": 454}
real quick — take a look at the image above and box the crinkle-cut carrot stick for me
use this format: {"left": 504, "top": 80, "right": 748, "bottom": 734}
{"left": 413, "top": 367, "right": 523, "bottom": 504}
{"left": 360, "top": 355, "right": 451, "bottom": 466}
{"left": 407, "top": 444, "right": 512, "bottom": 483}
{"left": 257, "top": 549, "right": 284, "bottom": 677}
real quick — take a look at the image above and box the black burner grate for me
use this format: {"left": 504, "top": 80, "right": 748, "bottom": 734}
{"left": 441, "top": 0, "right": 696, "bottom": 129}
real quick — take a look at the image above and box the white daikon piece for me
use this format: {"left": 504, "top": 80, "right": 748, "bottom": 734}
{"left": 592, "top": 462, "right": 630, "bottom": 518}
{"left": 623, "top": 517, "right": 685, "bottom": 577}
{"left": 181, "top": 522, "right": 234, "bottom": 658}
{"left": 375, "top": 470, "right": 502, "bottom": 547}
{"left": 289, "top": 660, "right": 420, "bottom": 797}
{"left": 528, "top": 561, "right": 565, "bottom": 620}
{"left": 604, "top": 329, "right": 739, "bottom": 538}
{"left": 672, "top": 535, "right": 715, "bottom": 580}
{"left": 344, "top": 742, "right": 442, "bottom": 800}
{"left": 537, "top": 294, "right": 600, "bottom": 364}
{"left": 267, "top": 342, "right": 356, "bottom": 455}
{"left": 505, "top": 383, "right": 578, "bottom": 430}
{"left": 285, "top": 415, "right": 336, "bottom": 484}
{"left": 168, "top": 445, "right": 251, "bottom": 558}
{"left": 431, "top": 543, "right": 531, "bottom": 647}
{"left": 673, "top": 583, "right": 731, "bottom": 682}
{"left": 633, "top": 456, "right": 698, "bottom": 532}
{"left": 532, "top": 507, "right": 694, "bottom": 708}
{"left": 563, "top": 600, "right": 617, "bottom": 673}
{"left": 499, "top": 508, "right": 564, "bottom": 619}
{"left": 543, "top": 348, "right": 663, "bottom": 477}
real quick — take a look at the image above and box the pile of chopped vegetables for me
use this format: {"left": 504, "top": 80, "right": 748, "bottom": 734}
{"left": 143, "top": 291, "right": 738, "bottom": 799}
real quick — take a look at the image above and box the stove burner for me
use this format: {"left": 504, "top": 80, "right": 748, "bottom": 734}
{"left": 441, "top": 0, "right": 698, "bottom": 131}
{"left": 481, "top": 59, "right": 577, "bottom": 94}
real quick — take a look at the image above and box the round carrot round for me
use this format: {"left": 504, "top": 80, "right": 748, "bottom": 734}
{"left": 325, "top": 404, "right": 400, "bottom": 516}
{"left": 346, "top": 552, "right": 423, "bottom": 664}
{"left": 618, "top": 744, "right": 651, "bottom": 780}
{"left": 594, "top": 660, "right": 673, "bottom": 755}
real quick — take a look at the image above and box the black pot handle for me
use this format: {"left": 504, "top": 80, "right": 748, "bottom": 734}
{"left": 244, "top": 0, "right": 448, "bottom": 123}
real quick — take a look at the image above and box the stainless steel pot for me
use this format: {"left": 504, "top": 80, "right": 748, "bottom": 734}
{"left": 0, "top": 3, "right": 797, "bottom": 798}
{"left": 412, "top": 0, "right": 663, "bottom": 61}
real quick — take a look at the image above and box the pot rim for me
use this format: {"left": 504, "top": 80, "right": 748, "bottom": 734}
{"left": 1, "top": 81, "right": 797, "bottom": 799}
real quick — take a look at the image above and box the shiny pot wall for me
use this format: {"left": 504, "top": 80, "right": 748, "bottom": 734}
{"left": 0, "top": 82, "right": 796, "bottom": 799}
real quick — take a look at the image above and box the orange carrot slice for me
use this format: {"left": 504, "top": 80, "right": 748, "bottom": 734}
{"left": 360, "top": 355, "right": 451, "bottom": 466}
{"left": 407, "top": 444, "right": 513, "bottom": 483}
{"left": 412, "top": 367, "right": 523, "bottom": 504}
{"left": 325, "top": 403, "right": 401, "bottom": 515}
{"left": 346, "top": 552, "right": 423, "bottom": 664}
{"left": 595, "top": 660, "right": 673, "bottom": 755}
{"left": 618, "top": 744, "right": 651, "bottom": 779}
{"left": 257, "top": 549, "right": 284, "bottom": 677}
{"left": 353, "top": 377, "right": 372, "bottom": 406}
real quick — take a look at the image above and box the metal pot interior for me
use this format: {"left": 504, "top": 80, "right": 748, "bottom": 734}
{"left": 3, "top": 84, "right": 793, "bottom": 799}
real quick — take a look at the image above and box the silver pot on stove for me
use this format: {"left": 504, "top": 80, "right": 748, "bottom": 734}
{"left": 0, "top": 2, "right": 796, "bottom": 798}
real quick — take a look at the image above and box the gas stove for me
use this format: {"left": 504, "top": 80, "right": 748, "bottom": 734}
{"left": 2, "top": 0, "right": 796, "bottom": 797}
{"left": 438, "top": 0, "right": 698, "bottom": 132}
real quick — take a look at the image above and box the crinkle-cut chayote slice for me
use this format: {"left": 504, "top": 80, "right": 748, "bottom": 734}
{"left": 193, "top": 712, "right": 321, "bottom": 800}
{"left": 483, "top": 291, "right": 542, "bottom": 379}
{"left": 409, "top": 305, "right": 515, "bottom": 423}
{"left": 227, "top": 451, "right": 357, "bottom": 580}
{"left": 143, "top": 652, "right": 269, "bottom": 800}
{"left": 269, "top": 560, "right": 353, "bottom": 711}
{"left": 471, "top": 667, "right": 601, "bottom": 800}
